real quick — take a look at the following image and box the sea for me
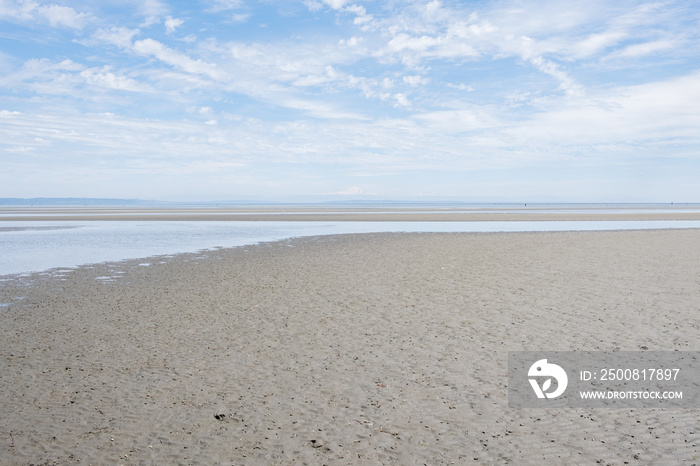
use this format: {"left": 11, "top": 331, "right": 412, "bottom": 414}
{"left": 2, "top": 203, "right": 700, "bottom": 277}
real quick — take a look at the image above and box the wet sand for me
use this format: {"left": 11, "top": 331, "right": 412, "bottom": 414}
{"left": 2, "top": 205, "right": 700, "bottom": 222}
{"left": 1, "top": 229, "right": 699, "bottom": 464}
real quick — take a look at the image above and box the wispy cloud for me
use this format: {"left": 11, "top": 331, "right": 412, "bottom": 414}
{"left": 204, "top": 0, "right": 245, "bottom": 12}
{"left": 164, "top": 16, "right": 184, "bottom": 34}
{"left": 328, "top": 186, "right": 377, "bottom": 195}
{"left": 0, "top": 0, "right": 699, "bottom": 201}
{"left": 91, "top": 26, "right": 140, "bottom": 48}
{"left": 605, "top": 39, "right": 677, "bottom": 60}
{"left": 0, "top": 0, "right": 90, "bottom": 29}
{"left": 132, "top": 38, "right": 225, "bottom": 80}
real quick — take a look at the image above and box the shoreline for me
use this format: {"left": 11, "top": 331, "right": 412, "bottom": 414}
{"left": 2, "top": 205, "right": 700, "bottom": 222}
{"left": 4, "top": 217, "right": 700, "bottom": 278}
{"left": 1, "top": 229, "right": 699, "bottom": 464}
{"left": 3, "top": 225, "right": 700, "bottom": 280}
{"left": 3, "top": 213, "right": 700, "bottom": 222}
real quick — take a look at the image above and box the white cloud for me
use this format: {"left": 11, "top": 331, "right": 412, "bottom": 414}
{"left": 2, "top": 57, "right": 153, "bottom": 99}
{"left": 231, "top": 13, "right": 251, "bottom": 23}
{"left": 381, "top": 30, "right": 479, "bottom": 66}
{"left": 132, "top": 38, "right": 225, "bottom": 80}
{"left": 344, "top": 4, "right": 373, "bottom": 26}
{"left": 205, "top": 0, "right": 246, "bottom": 15}
{"left": 4, "top": 145, "right": 34, "bottom": 153}
{"left": 303, "top": 1, "right": 324, "bottom": 12}
{"left": 403, "top": 75, "right": 428, "bottom": 86}
{"left": 4, "top": 57, "right": 82, "bottom": 92}
{"left": 413, "top": 108, "right": 495, "bottom": 133}
{"left": 447, "top": 83, "right": 474, "bottom": 91}
{"left": 140, "top": 15, "right": 160, "bottom": 27}
{"left": 502, "top": 71, "right": 700, "bottom": 152}
{"left": 280, "top": 98, "right": 368, "bottom": 120}
{"left": 330, "top": 186, "right": 376, "bottom": 195}
{"left": 323, "top": 0, "right": 348, "bottom": 10}
{"left": 528, "top": 56, "right": 583, "bottom": 97}
{"left": 607, "top": 39, "right": 676, "bottom": 59}
{"left": 293, "top": 65, "right": 341, "bottom": 87}
{"left": 92, "top": 27, "right": 140, "bottom": 48}
{"left": 165, "top": 16, "right": 184, "bottom": 34}
{"left": 339, "top": 36, "right": 361, "bottom": 47}
{"left": 209, "top": 0, "right": 244, "bottom": 9}
{"left": 79, "top": 67, "right": 150, "bottom": 93}
{"left": 0, "top": 1, "right": 89, "bottom": 29}
{"left": 572, "top": 30, "right": 627, "bottom": 58}
{"left": 394, "top": 93, "right": 410, "bottom": 107}
{"left": 40, "top": 3, "right": 88, "bottom": 29}
{"left": 2, "top": 0, "right": 699, "bottom": 200}
{"left": 388, "top": 33, "right": 440, "bottom": 53}
{"left": 131, "top": 0, "right": 167, "bottom": 17}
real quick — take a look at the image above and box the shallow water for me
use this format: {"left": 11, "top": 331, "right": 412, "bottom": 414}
{"left": 1, "top": 219, "right": 700, "bottom": 276}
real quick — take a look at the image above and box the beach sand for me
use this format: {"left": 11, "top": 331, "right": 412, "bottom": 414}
{"left": 0, "top": 229, "right": 699, "bottom": 464}
{"left": 3, "top": 204, "right": 700, "bottom": 222}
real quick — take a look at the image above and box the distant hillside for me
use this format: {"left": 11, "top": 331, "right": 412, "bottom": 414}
{"left": 0, "top": 198, "right": 157, "bottom": 206}
{"left": 0, "top": 197, "right": 472, "bottom": 206}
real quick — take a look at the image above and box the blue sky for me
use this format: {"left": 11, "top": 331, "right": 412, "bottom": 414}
{"left": 1, "top": 0, "right": 699, "bottom": 202}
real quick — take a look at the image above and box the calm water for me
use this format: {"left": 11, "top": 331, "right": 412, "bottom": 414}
{"left": 2, "top": 219, "right": 700, "bottom": 276}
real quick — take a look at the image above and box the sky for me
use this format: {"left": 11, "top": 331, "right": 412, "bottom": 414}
{"left": 1, "top": 0, "right": 699, "bottom": 202}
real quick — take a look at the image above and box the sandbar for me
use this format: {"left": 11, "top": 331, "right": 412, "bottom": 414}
{"left": 1, "top": 229, "right": 699, "bottom": 464}
{"left": 2, "top": 205, "right": 700, "bottom": 222}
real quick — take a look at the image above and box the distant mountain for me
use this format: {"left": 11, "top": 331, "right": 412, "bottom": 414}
{"left": 0, "top": 197, "right": 471, "bottom": 206}
{"left": 0, "top": 198, "right": 158, "bottom": 206}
